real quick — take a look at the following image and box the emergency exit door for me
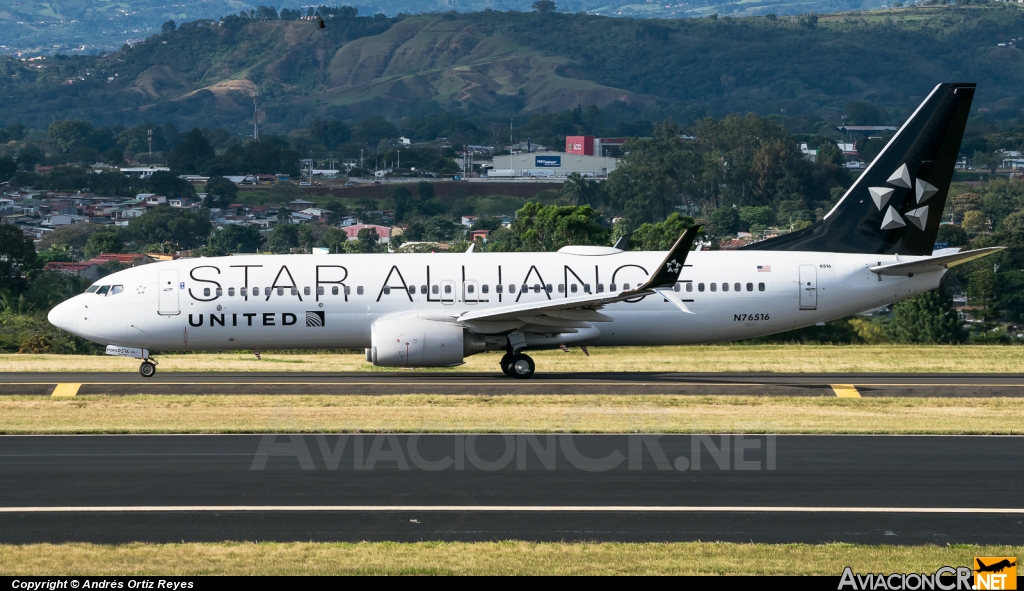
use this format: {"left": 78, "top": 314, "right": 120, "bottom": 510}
{"left": 158, "top": 269, "right": 180, "bottom": 315}
{"left": 798, "top": 265, "right": 817, "bottom": 310}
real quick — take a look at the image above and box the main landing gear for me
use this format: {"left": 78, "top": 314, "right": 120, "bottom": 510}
{"left": 139, "top": 358, "right": 158, "bottom": 378}
{"left": 499, "top": 352, "right": 535, "bottom": 379}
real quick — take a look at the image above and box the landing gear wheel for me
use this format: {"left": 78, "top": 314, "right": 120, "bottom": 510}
{"left": 508, "top": 353, "right": 535, "bottom": 379}
{"left": 139, "top": 361, "right": 156, "bottom": 378}
{"left": 499, "top": 353, "right": 513, "bottom": 376}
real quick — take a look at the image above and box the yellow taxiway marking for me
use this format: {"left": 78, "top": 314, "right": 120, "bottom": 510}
{"left": 0, "top": 505, "right": 1021, "bottom": 514}
{"left": 831, "top": 384, "right": 861, "bottom": 398}
{"left": 50, "top": 383, "right": 81, "bottom": 397}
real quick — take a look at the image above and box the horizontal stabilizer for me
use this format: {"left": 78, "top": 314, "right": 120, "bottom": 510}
{"left": 869, "top": 247, "right": 1003, "bottom": 276}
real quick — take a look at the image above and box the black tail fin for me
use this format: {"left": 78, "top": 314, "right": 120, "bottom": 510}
{"left": 743, "top": 83, "right": 975, "bottom": 256}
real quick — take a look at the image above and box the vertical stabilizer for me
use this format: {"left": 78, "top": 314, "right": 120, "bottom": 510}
{"left": 743, "top": 83, "right": 975, "bottom": 256}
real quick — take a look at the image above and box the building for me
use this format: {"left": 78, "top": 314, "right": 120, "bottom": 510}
{"left": 490, "top": 152, "right": 618, "bottom": 178}
{"left": 343, "top": 224, "right": 393, "bottom": 244}
{"left": 565, "top": 136, "right": 631, "bottom": 157}
{"left": 836, "top": 125, "right": 898, "bottom": 136}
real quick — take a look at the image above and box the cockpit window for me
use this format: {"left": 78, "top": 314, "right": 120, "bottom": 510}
{"left": 95, "top": 285, "right": 110, "bottom": 296}
{"left": 85, "top": 286, "right": 99, "bottom": 293}
{"left": 110, "top": 285, "right": 123, "bottom": 295}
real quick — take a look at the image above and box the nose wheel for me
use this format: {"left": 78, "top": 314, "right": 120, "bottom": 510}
{"left": 507, "top": 353, "right": 535, "bottom": 379}
{"left": 139, "top": 360, "right": 157, "bottom": 378}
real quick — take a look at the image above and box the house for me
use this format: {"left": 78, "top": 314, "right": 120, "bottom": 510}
{"left": 287, "top": 199, "right": 317, "bottom": 210}
{"left": 44, "top": 261, "right": 101, "bottom": 281}
{"left": 470, "top": 229, "right": 490, "bottom": 242}
{"left": 461, "top": 215, "right": 478, "bottom": 227}
{"left": 343, "top": 224, "right": 393, "bottom": 244}
{"left": 42, "top": 215, "right": 76, "bottom": 226}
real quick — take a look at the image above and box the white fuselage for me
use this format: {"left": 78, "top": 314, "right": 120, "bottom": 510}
{"left": 48, "top": 249, "right": 942, "bottom": 352}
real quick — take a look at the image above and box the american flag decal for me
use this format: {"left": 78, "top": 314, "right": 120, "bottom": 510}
{"left": 757, "top": 265, "right": 771, "bottom": 272}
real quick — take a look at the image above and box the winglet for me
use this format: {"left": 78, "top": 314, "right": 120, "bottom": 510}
{"left": 638, "top": 225, "right": 701, "bottom": 290}
{"left": 612, "top": 232, "right": 633, "bottom": 251}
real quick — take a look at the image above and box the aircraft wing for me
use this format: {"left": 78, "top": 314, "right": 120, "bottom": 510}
{"left": 458, "top": 226, "right": 701, "bottom": 330}
{"left": 869, "top": 247, "right": 1004, "bottom": 276}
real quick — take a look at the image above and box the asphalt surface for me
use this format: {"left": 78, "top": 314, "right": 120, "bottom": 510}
{"left": 0, "top": 434, "right": 1021, "bottom": 544}
{"left": 4, "top": 372, "right": 1024, "bottom": 396}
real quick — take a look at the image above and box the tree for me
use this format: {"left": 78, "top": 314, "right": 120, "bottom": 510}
{"left": 83, "top": 232, "right": 123, "bottom": 258}
{"left": 532, "top": 0, "right": 556, "bottom": 12}
{"left": 0, "top": 156, "right": 16, "bottom": 182}
{"left": 967, "top": 266, "right": 998, "bottom": 321}
{"left": 267, "top": 223, "right": 300, "bottom": 253}
{"left": 709, "top": 207, "right": 739, "bottom": 236}
{"left": 48, "top": 120, "right": 93, "bottom": 154}
{"left": 317, "top": 227, "right": 349, "bottom": 253}
{"left": 423, "top": 216, "right": 460, "bottom": 242}
{"left": 417, "top": 180, "right": 435, "bottom": 201}
{"left": 309, "top": 120, "right": 352, "bottom": 149}
{"left": 204, "top": 176, "right": 238, "bottom": 210}
{"left": 0, "top": 223, "right": 37, "bottom": 295}
{"left": 962, "top": 210, "right": 988, "bottom": 234}
{"left": 630, "top": 213, "right": 697, "bottom": 251}
{"left": 350, "top": 227, "right": 380, "bottom": 253}
{"left": 488, "top": 203, "right": 608, "bottom": 252}
{"left": 887, "top": 290, "right": 966, "bottom": 344}
{"left": 161, "top": 20, "right": 176, "bottom": 33}
{"left": 148, "top": 171, "right": 196, "bottom": 200}
{"left": 560, "top": 172, "right": 595, "bottom": 205}
{"left": 104, "top": 148, "right": 124, "bottom": 166}
{"left": 170, "top": 129, "right": 215, "bottom": 174}
{"left": 936, "top": 224, "right": 969, "bottom": 247}
{"left": 208, "top": 225, "right": 264, "bottom": 254}
{"left": 123, "top": 206, "right": 212, "bottom": 249}
{"left": 353, "top": 117, "right": 398, "bottom": 146}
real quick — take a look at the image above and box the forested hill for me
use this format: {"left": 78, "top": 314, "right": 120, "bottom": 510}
{"left": 2, "top": 5, "right": 1024, "bottom": 133}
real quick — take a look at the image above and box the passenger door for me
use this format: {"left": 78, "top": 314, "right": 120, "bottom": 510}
{"left": 464, "top": 280, "right": 479, "bottom": 305}
{"left": 158, "top": 269, "right": 180, "bottom": 315}
{"left": 798, "top": 265, "right": 817, "bottom": 310}
{"left": 440, "top": 279, "right": 456, "bottom": 305}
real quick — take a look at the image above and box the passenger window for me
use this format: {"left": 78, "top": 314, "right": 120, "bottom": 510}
{"left": 558, "top": 284, "right": 565, "bottom": 293}
{"left": 545, "top": 284, "right": 552, "bottom": 293}
{"left": 252, "top": 287, "right": 260, "bottom": 296}
{"left": 734, "top": 283, "right": 741, "bottom": 292}
{"left": 277, "top": 287, "right": 284, "bottom": 296}
{"left": 710, "top": 283, "right": 717, "bottom": 292}
{"left": 344, "top": 286, "right": 351, "bottom": 296}
{"left": 408, "top": 286, "right": 416, "bottom": 295}
{"left": 110, "top": 285, "right": 123, "bottom": 295}
{"left": 432, "top": 285, "right": 439, "bottom": 295}
{"left": 357, "top": 286, "right": 364, "bottom": 295}
{"left": 584, "top": 284, "right": 591, "bottom": 293}
{"left": 672, "top": 284, "right": 680, "bottom": 292}
{"left": 444, "top": 285, "right": 452, "bottom": 294}
{"left": 420, "top": 285, "right": 427, "bottom": 293}
{"left": 623, "top": 283, "right": 630, "bottom": 290}
{"left": 215, "top": 287, "right": 222, "bottom": 297}
{"left": 482, "top": 285, "right": 489, "bottom": 294}
{"left": 570, "top": 284, "right": 577, "bottom": 293}
{"left": 597, "top": 284, "right": 604, "bottom": 293}
{"left": 331, "top": 286, "right": 338, "bottom": 296}
{"left": 317, "top": 286, "right": 324, "bottom": 296}
{"left": 467, "top": 284, "right": 475, "bottom": 294}
{"left": 534, "top": 284, "right": 541, "bottom": 293}
{"left": 698, "top": 283, "right": 704, "bottom": 292}
{"left": 723, "top": 283, "right": 729, "bottom": 292}
{"left": 241, "top": 287, "right": 247, "bottom": 297}
{"left": 86, "top": 285, "right": 99, "bottom": 293}
{"left": 290, "top": 287, "right": 297, "bottom": 296}
{"left": 508, "top": 285, "right": 515, "bottom": 293}
{"left": 383, "top": 287, "right": 391, "bottom": 295}
{"left": 686, "top": 283, "right": 693, "bottom": 292}
{"left": 203, "top": 287, "right": 211, "bottom": 297}
{"left": 304, "top": 287, "right": 311, "bottom": 296}
{"left": 496, "top": 285, "right": 503, "bottom": 294}
{"left": 746, "top": 283, "right": 753, "bottom": 292}
{"left": 758, "top": 282, "right": 765, "bottom": 292}
{"left": 228, "top": 288, "right": 235, "bottom": 296}
{"left": 610, "top": 283, "right": 617, "bottom": 291}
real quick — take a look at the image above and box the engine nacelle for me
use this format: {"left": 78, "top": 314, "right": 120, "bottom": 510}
{"left": 370, "top": 318, "right": 465, "bottom": 367}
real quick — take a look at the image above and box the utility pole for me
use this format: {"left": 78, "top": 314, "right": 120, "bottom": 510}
{"left": 147, "top": 128, "right": 152, "bottom": 162}
{"left": 509, "top": 117, "right": 513, "bottom": 149}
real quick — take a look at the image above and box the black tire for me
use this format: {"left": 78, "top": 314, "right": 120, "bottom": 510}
{"left": 508, "top": 353, "right": 535, "bottom": 379}
{"left": 499, "top": 353, "right": 513, "bottom": 376}
{"left": 139, "top": 361, "right": 156, "bottom": 378}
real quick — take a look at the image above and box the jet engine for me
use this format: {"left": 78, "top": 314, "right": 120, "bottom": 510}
{"left": 368, "top": 318, "right": 506, "bottom": 367}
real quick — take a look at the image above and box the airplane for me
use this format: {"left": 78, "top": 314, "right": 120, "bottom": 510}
{"left": 976, "top": 559, "right": 1017, "bottom": 573}
{"left": 48, "top": 82, "right": 1002, "bottom": 379}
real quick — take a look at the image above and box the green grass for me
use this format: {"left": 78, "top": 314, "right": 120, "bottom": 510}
{"left": 1, "top": 541, "right": 1019, "bottom": 575}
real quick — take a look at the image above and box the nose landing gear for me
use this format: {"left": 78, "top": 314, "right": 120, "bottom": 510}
{"left": 139, "top": 357, "right": 158, "bottom": 378}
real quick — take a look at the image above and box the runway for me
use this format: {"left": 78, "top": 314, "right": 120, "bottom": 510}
{"left": 0, "top": 434, "right": 1021, "bottom": 544}
{"left": 4, "top": 372, "right": 1024, "bottom": 396}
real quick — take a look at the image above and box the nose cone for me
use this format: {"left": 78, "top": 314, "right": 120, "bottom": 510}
{"left": 48, "top": 298, "right": 79, "bottom": 335}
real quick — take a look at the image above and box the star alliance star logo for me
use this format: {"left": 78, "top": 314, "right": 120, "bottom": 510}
{"left": 869, "top": 163, "right": 935, "bottom": 231}
{"left": 666, "top": 259, "right": 681, "bottom": 274}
